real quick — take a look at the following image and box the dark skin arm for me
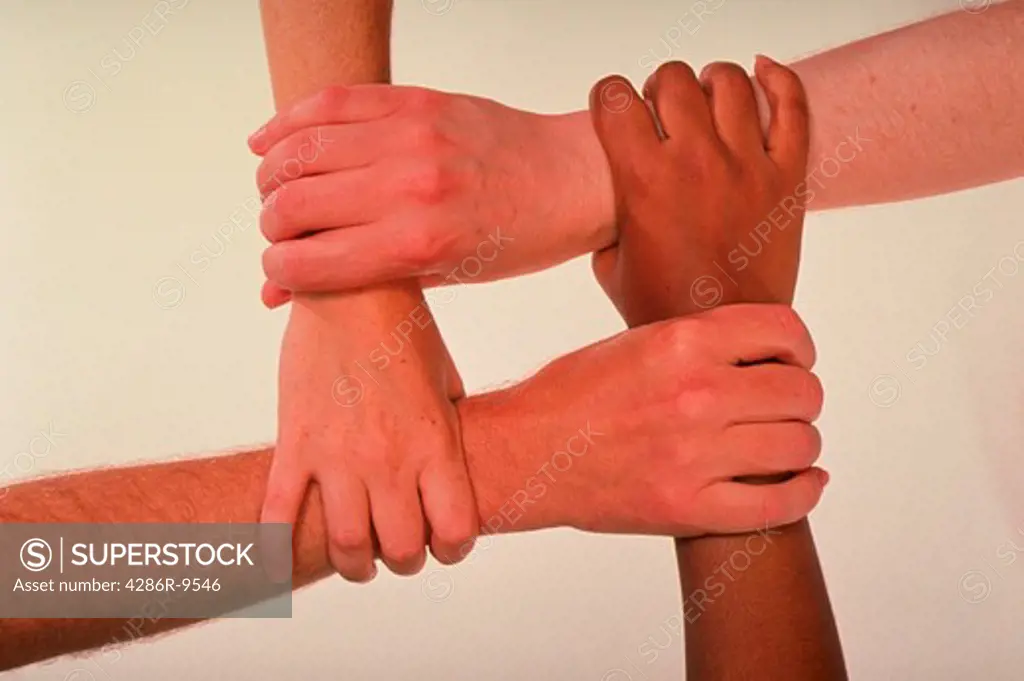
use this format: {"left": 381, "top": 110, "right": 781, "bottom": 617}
{"left": 2, "top": 310, "right": 825, "bottom": 671}
{"left": 588, "top": 58, "right": 846, "bottom": 680}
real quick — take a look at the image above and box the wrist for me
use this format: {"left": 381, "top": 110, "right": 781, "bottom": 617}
{"left": 458, "top": 386, "right": 565, "bottom": 535}
{"left": 544, "top": 109, "right": 617, "bottom": 254}
{"left": 292, "top": 285, "right": 453, "bottom": 386}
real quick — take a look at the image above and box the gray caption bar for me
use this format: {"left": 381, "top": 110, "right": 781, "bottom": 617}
{"left": 0, "top": 523, "right": 292, "bottom": 618}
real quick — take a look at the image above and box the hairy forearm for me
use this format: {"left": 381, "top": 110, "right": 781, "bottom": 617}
{"left": 0, "top": 449, "right": 319, "bottom": 672}
{"left": 0, "top": 388, "right": 552, "bottom": 671}
{"left": 261, "top": 0, "right": 443, "bottom": 367}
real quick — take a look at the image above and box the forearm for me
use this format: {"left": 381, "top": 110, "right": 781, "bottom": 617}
{"left": 567, "top": 1, "right": 1024, "bottom": 249}
{"left": 261, "top": 0, "right": 443, "bottom": 371}
{"left": 0, "top": 448, "right": 322, "bottom": 672}
{"left": 782, "top": 0, "right": 1024, "bottom": 210}
{"left": 678, "top": 522, "right": 844, "bottom": 680}
{"left": 0, "top": 389, "right": 554, "bottom": 671}
{"left": 676, "top": 349, "right": 842, "bottom": 675}
{"left": 619, "top": 309, "right": 840, "bottom": 673}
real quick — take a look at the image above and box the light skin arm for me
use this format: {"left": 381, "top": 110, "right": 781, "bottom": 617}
{"left": 0, "top": 395, "right": 536, "bottom": 671}
{"left": 254, "top": 0, "right": 1024, "bottom": 304}
{"left": 0, "top": 304, "right": 830, "bottom": 673}
{"left": 643, "top": 0, "right": 1024, "bottom": 213}
{"left": 779, "top": 0, "right": 1024, "bottom": 209}
{"left": 611, "top": 0, "right": 1024, "bottom": 216}
{"left": 260, "top": 0, "right": 476, "bottom": 582}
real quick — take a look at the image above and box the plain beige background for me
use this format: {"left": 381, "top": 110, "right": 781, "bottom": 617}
{"left": 2, "top": 0, "right": 1023, "bottom": 678}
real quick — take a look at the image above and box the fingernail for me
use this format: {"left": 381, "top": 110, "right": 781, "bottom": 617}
{"left": 755, "top": 54, "right": 779, "bottom": 69}
{"left": 817, "top": 469, "right": 830, "bottom": 487}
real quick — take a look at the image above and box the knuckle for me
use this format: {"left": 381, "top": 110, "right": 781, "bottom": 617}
{"left": 656, "top": 318, "right": 703, "bottom": 357}
{"left": 653, "top": 483, "right": 697, "bottom": 528}
{"left": 262, "top": 245, "right": 297, "bottom": 287}
{"left": 314, "top": 86, "right": 349, "bottom": 114}
{"left": 258, "top": 204, "right": 278, "bottom": 242}
{"left": 792, "top": 425, "right": 822, "bottom": 465}
{"left": 673, "top": 378, "right": 720, "bottom": 423}
{"left": 704, "top": 61, "right": 750, "bottom": 90}
{"left": 256, "top": 161, "right": 279, "bottom": 198}
{"left": 405, "top": 162, "right": 455, "bottom": 205}
{"left": 432, "top": 513, "right": 478, "bottom": 550}
{"left": 267, "top": 183, "right": 304, "bottom": 226}
{"left": 402, "top": 228, "right": 435, "bottom": 266}
{"left": 687, "top": 140, "right": 733, "bottom": 180}
{"left": 407, "top": 120, "right": 451, "bottom": 155}
{"left": 768, "top": 304, "right": 807, "bottom": 341}
{"left": 799, "top": 371, "right": 825, "bottom": 418}
{"left": 330, "top": 527, "right": 370, "bottom": 554}
{"left": 274, "top": 131, "right": 305, "bottom": 163}
{"left": 273, "top": 134, "right": 315, "bottom": 181}
{"left": 749, "top": 166, "right": 783, "bottom": 197}
{"left": 403, "top": 226, "right": 456, "bottom": 272}
{"left": 384, "top": 541, "right": 423, "bottom": 567}
{"left": 403, "top": 86, "right": 445, "bottom": 115}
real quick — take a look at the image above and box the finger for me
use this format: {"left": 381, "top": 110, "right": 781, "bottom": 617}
{"left": 419, "top": 458, "right": 478, "bottom": 566}
{"left": 693, "top": 304, "right": 816, "bottom": 368}
{"left": 261, "top": 163, "right": 414, "bottom": 243}
{"left": 319, "top": 470, "right": 377, "bottom": 583}
{"left": 261, "top": 280, "right": 291, "bottom": 309}
{"left": 258, "top": 455, "right": 309, "bottom": 581}
{"left": 642, "top": 61, "right": 715, "bottom": 143}
{"left": 727, "top": 363, "right": 824, "bottom": 424}
{"left": 262, "top": 216, "right": 446, "bottom": 294}
{"left": 256, "top": 121, "right": 390, "bottom": 198}
{"left": 368, "top": 479, "right": 428, "bottom": 576}
{"left": 713, "top": 422, "right": 821, "bottom": 480}
{"left": 754, "top": 55, "right": 811, "bottom": 174}
{"left": 260, "top": 454, "right": 309, "bottom": 526}
{"left": 695, "top": 467, "right": 828, "bottom": 534}
{"left": 248, "top": 83, "right": 405, "bottom": 154}
{"left": 698, "top": 61, "right": 766, "bottom": 156}
{"left": 589, "top": 75, "right": 661, "bottom": 182}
